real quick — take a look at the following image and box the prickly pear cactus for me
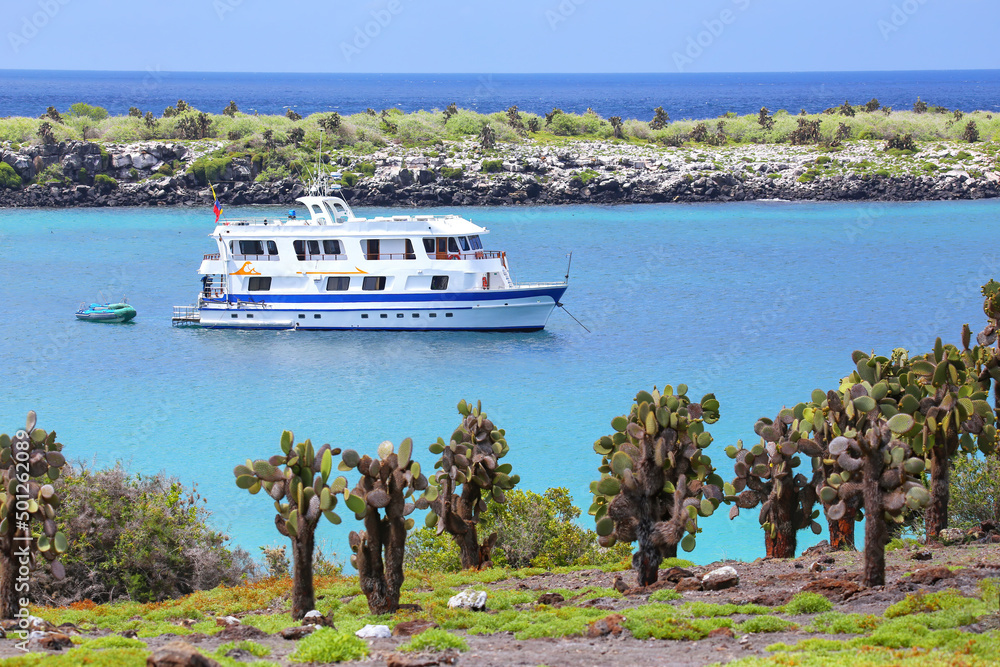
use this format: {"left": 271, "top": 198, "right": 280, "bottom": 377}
{"left": 340, "top": 438, "right": 427, "bottom": 614}
{"left": 726, "top": 408, "right": 823, "bottom": 558}
{"left": 234, "top": 431, "right": 346, "bottom": 619}
{"left": 900, "top": 338, "right": 996, "bottom": 541}
{"left": 590, "top": 385, "right": 724, "bottom": 587}
{"left": 421, "top": 399, "right": 519, "bottom": 569}
{"left": 0, "top": 412, "right": 68, "bottom": 619}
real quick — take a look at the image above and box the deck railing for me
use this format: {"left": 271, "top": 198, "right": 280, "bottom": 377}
{"left": 203, "top": 253, "right": 220, "bottom": 261}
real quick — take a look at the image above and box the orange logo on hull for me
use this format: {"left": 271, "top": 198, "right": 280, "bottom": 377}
{"left": 230, "top": 262, "right": 261, "bottom": 276}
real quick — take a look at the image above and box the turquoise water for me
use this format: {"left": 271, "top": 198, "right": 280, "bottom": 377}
{"left": 2, "top": 200, "right": 998, "bottom": 566}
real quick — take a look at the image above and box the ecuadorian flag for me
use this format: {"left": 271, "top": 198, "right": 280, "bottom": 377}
{"left": 210, "top": 184, "right": 223, "bottom": 223}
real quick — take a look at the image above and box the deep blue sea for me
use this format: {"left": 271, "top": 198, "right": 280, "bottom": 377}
{"left": 2, "top": 200, "right": 999, "bottom": 567}
{"left": 1, "top": 70, "right": 999, "bottom": 120}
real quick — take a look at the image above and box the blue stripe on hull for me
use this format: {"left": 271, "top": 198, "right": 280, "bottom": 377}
{"left": 199, "top": 325, "right": 545, "bottom": 332}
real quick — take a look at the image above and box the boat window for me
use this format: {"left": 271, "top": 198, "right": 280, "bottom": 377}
{"left": 266, "top": 240, "right": 278, "bottom": 255}
{"left": 307, "top": 240, "right": 321, "bottom": 255}
{"left": 326, "top": 277, "right": 350, "bottom": 291}
{"left": 323, "top": 240, "right": 342, "bottom": 255}
{"left": 362, "top": 276, "right": 387, "bottom": 291}
{"left": 405, "top": 239, "right": 415, "bottom": 260}
{"left": 422, "top": 238, "right": 435, "bottom": 254}
{"left": 430, "top": 276, "right": 449, "bottom": 290}
{"left": 248, "top": 277, "right": 271, "bottom": 291}
{"left": 458, "top": 236, "right": 470, "bottom": 251}
{"left": 239, "top": 240, "right": 264, "bottom": 255}
{"left": 469, "top": 235, "right": 483, "bottom": 250}
{"left": 365, "top": 239, "right": 380, "bottom": 260}
{"left": 448, "top": 238, "right": 460, "bottom": 253}
{"left": 293, "top": 240, "right": 305, "bottom": 260}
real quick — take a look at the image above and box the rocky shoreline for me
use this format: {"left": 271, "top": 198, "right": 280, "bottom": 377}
{"left": 2, "top": 138, "right": 998, "bottom": 208}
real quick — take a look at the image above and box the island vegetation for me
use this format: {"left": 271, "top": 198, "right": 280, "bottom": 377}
{"left": 1, "top": 282, "right": 1000, "bottom": 664}
{"left": 0, "top": 98, "right": 998, "bottom": 206}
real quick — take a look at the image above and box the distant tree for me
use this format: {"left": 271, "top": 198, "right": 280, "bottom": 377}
{"left": 913, "top": 97, "right": 928, "bottom": 114}
{"left": 882, "top": 106, "right": 893, "bottom": 116}
{"left": 757, "top": 107, "right": 774, "bottom": 130}
{"left": 176, "top": 99, "right": 189, "bottom": 113}
{"left": 479, "top": 123, "right": 496, "bottom": 150}
{"left": 177, "top": 112, "right": 211, "bottom": 139}
{"left": 443, "top": 103, "right": 458, "bottom": 122}
{"left": 43, "top": 106, "right": 63, "bottom": 123}
{"left": 527, "top": 117, "right": 540, "bottom": 133}
{"left": 365, "top": 108, "right": 377, "bottom": 116}
{"left": 714, "top": 120, "right": 727, "bottom": 145}
{"left": 162, "top": 106, "right": 177, "bottom": 118}
{"left": 506, "top": 105, "right": 526, "bottom": 136}
{"left": 128, "top": 106, "right": 142, "bottom": 118}
{"left": 289, "top": 127, "right": 305, "bottom": 146}
{"left": 36, "top": 121, "right": 55, "bottom": 144}
{"left": 545, "top": 108, "right": 563, "bottom": 127}
{"left": 789, "top": 118, "right": 821, "bottom": 145}
{"left": 884, "top": 133, "right": 916, "bottom": 152}
{"left": 690, "top": 122, "right": 709, "bottom": 143}
{"left": 144, "top": 111, "right": 158, "bottom": 130}
{"left": 954, "top": 109, "right": 964, "bottom": 122}
{"left": 318, "top": 113, "right": 341, "bottom": 133}
{"left": 839, "top": 100, "right": 855, "bottom": 117}
{"left": 649, "top": 106, "right": 670, "bottom": 130}
{"left": 799, "top": 109, "right": 807, "bottom": 116}
{"left": 379, "top": 110, "right": 398, "bottom": 134}
{"left": 285, "top": 109, "right": 301, "bottom": 121}
{"left": 864, "top": 98, "right": 881, "bottom": 113}
{"left": 223, "top": 101, "right": 239, "bottom": 117}
{"left": 609, "top": 116, "right": 624, "bottom": 139}
{"left": 262, "top": 128, "right": 277, "bottom": 151}
{"left": 962, "top": 121, "right": 980, "bottom": 143}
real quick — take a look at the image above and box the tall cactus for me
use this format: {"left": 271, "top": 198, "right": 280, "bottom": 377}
{"left": 900, "top": 338, "right": 996, "bottom": 541}
{"left": 421, "top": 400, "right": 519, "bottom": 569}
{"left": 816, "top": 351, "right": 930, "bottom": 586}
{"left": 590, "top": 385, "right": 724, "bottom": 586}
{"left": 234, "top": 431, "right": 346, "bottom": 619}
{"left": 0, "top": 412, "right": 68, "bottom": 619}
{"left": 726, "top": 409, "right": 823, "bottom": 558}
{"left": 341, "top": 439, "right": 427, "bottom": 614}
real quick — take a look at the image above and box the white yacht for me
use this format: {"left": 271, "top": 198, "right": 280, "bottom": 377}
{"left": 172, "top": 196, "right": 569, "bottom": 331}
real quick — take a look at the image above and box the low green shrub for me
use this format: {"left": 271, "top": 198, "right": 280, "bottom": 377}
{"left": 189, "top": 154, "right": 232, "bottom": 186}
{"left": 400, "top": 628, "right": 468, "bottom": 652}
{"left": 0, "top": 161, "right": 22, "bottom": 188}
{"left": 781, "top": 591, "right": 833, "bottom": 615}
{"left": 289, "top": 628, "right": 369, "bottom": 663}
{"left": 94, "top": 174, "right": 117, "bottom": 190}
{"left": 649, "top": 589, "right": 681, "bottom": 602}
{"left": 577, "top": 169, "right": 599, "bottom": 184}
{"left": 68, "top": 103, "right": 109, "bottom": 121}
{"left": 481, "top": 159, "right": 503, "bottom": 173}
{"left": 739, "top": 616, "right": 798, "bottom": 634}
{"left": 806, "top": 611, "right": 882, "bottom": 634}
{"left": 355, "top": 161, "right": 376, "bottom": 177}
{"left": 440, "top": 166, "right": 464, "bottom": 179}
{"left": 340, "top": 171, "right": 359, "bottom": 187}
{"left": 884, "top": 590, "right": 977, "bottom": 618}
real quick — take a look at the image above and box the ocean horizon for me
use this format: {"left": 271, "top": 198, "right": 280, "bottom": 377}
{"left": 2, "top": 69, "right": 999, "bottom": 122}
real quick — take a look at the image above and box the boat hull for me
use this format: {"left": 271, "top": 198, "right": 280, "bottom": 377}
{"left": 192, "top": 286, "right": 567, "bottom": 331}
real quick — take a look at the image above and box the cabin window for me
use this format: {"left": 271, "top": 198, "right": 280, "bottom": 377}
{"left": 422, "top": 238, "right": 435, "bottom": 254}
{"left": 430, "top": 276, "right": 449, "bottom": 290}
{"left": 293, "top": 240, "right": 305, "bottom": 260}
{"left": 323, "top": 240, "right": 342, "bottom": 255}
{"left": 248, "top": 277, "right": 271, "bottom": 291}
{"left": 469, "top": 235, "right": 483, "bottom": 250}
{"left": 448, "top": 237, "right": 460, "bottom": 253}
{"left": 326, "top": 277, "right": 350, "bottom": 291}
{"left": 267, "top": 240, "right": 278, "bottom": 255}
{"left": 307, "top": 240, "right": 321, "bottom": 255}
{"left": 362, "top": 276, "right": 387, "bottom": 291}
{"left": 239, "top": 240, "right": 264, "bottom": 255}
{"left": 429, "top": 312, "right": 437, "bottom": 318}
{"left": 458, "top": 237, "right": 470, "bottom": 251}
{"left": 405, "top": 239, "right": 415, "bottom": 260}
{"left": 365, "top": 239, "right": 380, "bottom": 260}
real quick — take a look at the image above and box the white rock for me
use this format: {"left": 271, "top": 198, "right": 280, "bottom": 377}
{"left": 131, "top": 152, "right": 158, "bottom": 170}
{"left": 355, "top": 624, "right": 392, "bottom": 638}
{"left": 448, "top": 587, "right": 487, "bottom": 611}
{"left": 702, "top": 565, "right": 740, "bottom": 591}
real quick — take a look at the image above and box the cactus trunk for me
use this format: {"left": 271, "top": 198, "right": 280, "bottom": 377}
{"left": 290, "top": 526, "right": 315, "bottom": 620}
{"left": 828, "top": 497, "right": 859, "bottom": 550}
{"left": 924, "top": 443, "right": 952, "bottom": 543}
{"left": 861, "top": 447, "right": 887, "bottom": 587}
{"left": 455, "top": 484, "right": 486, "bottom": 569}
{"left": 634, "top": 521, "right": 661, "bottom": 587}
{"left": 355, "top": 484, "right": 406, "bottom": 614}
{"left": 765, "top": 485, "right": 798, "bottom": 558}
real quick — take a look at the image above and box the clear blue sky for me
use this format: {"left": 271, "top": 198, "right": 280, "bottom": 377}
{"left": 2, "top": 0, "right": 997, "bottom": 73}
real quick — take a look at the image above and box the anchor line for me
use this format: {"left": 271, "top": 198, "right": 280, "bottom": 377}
{"left": 556, "top": 302, "right": 590, "bottom": 333}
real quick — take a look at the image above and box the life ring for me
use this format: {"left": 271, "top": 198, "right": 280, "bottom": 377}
{"left": 448, "top": 254, "right": 460, "bottom": 260}
{"left": 482, "top": 276, "right": 488, "bottom": 289}
{"left": 501, "top": 252, "right": 507, "bottom": 268}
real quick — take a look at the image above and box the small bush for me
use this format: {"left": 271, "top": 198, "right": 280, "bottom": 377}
{"left": 0, "top": 161, "right": 22, "bottom": 188}
{"left": 340, "top": 171, "right": 359, "bottom": 187}
{"left": 68, "top": 103, "right": 109, "bottom": 121}
{"left": 807, "top": 611, "right": 882, "bottom": 634}
{"left": 481, "top": 159, "right": 503, "bottom": 173}
{"left": 781, "top": 591, "right": 833, "bottom": 615}
{"left": 440, "top": 166, "right": 464, "bottom": 179}
{"left": 739, "top": 616, "right": 798, "bottom": 633}
{"left": 885, "top": 590, "right": 976, "bottom": 618}
{"left": 400, "top": 628, "right": 468, "bottom": 652}
{"left": 962, "top": 121, "right": 981, "bottom": 143}
{"left": 355, "top": 161, "right": 376, "bottom": 177}
{"left": 94, "top": 174, "right": 118, "bottom": 190}
{"left": 577, "top": 169, "right": 600, "bottom": 185}
{"left": 950, "top": 455, "right": 1000, "bottom": 528}
{"left": 649, "top": 589, "right": 682, "bottom": 602}
{"left": 290, "top": 628, "right": 369, "bottom": 663}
